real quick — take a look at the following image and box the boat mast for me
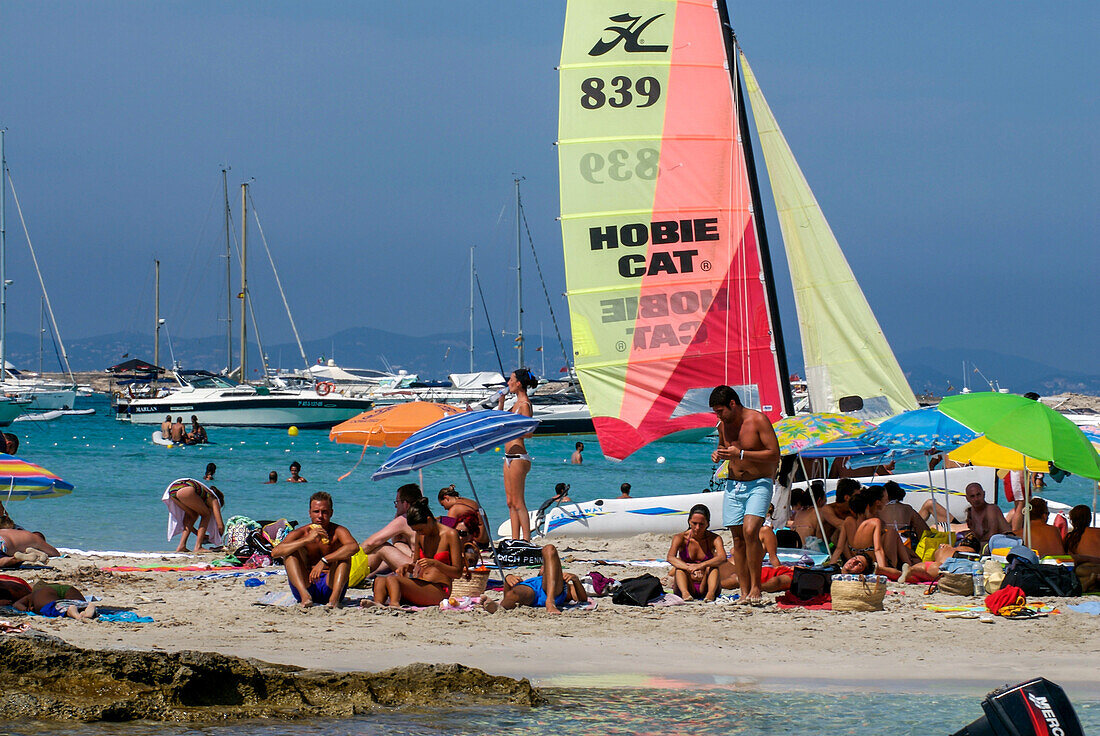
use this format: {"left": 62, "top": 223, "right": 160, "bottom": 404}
{"left": 153, "top": 259, "right": 160, "bottom": 370}
{"left": 38, "top": 297, "right": 43, "bottom": 376}
{"left": 716, "top": 9, "right": 795, "bottom": 416}
{"left": 469, "top": 245, "right": 475, "bottom": 373}
{"left": 222, "top": 167, "right": 232, "bottom": 373}
{"left": 239, "top": 182, "right": 248, "bottom": 381}
{"left": 0, "top": 130, "right": 6, "bottom": 387}
{"left": 514, "top": 177, "right": 524, "bottom": 369}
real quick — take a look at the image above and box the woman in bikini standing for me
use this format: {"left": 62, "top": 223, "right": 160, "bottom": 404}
{"left": 368, "top": 499, "right": 462, "bottom": 607}
{"left": 499, "top": 368, "right": 538, "bottom": 541}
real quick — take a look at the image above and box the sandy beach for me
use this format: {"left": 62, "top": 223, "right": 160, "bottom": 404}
{"left": 7, "top": 533, "right": 1099, "bottom": 694}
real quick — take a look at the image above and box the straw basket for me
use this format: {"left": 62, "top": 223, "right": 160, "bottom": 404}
{"left": 451, "top": 568, "right": 490, "bottom": 599}
{"left": 831, "top": 576, "right": 886, "bottom": 612}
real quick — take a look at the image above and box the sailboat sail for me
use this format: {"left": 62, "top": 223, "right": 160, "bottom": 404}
{"left": 558, "top": 1, "right": 786, "bottom": 460}
{"left": 739, "top": 52, "right": 918, "bottom": 417}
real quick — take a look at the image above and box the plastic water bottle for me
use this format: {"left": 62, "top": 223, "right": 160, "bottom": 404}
{"left": 972, "top": 566, "right": 984, "bottom": 596}
{"left": 481, "top": 387, "right": 509, "bottom": 409}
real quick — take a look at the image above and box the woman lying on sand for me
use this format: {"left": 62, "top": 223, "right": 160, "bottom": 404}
{"left": 365, "top": 499, "right": 462, "bottom": 608}
{"left": 7, "top": 581, "right": 97, "bottom": 621}
{"left": 666, "top": 504, "right": 725, "bottom": 601}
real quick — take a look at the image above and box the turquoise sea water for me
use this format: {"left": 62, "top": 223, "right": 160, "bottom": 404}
{"left": 4, "top": 395, "right": 1097, "bottom": 552}
{"left": 3, "top": 687, "right": 1100, "bottom": 735}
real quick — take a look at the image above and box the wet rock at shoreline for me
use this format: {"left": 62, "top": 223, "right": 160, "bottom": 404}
{"left": 0, "top": 636, "right": 542, "bottom": 721}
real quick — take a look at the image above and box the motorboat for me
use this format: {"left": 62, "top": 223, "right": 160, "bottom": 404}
{"left": 113, "top": 370, "right": 373, "bottom": 428}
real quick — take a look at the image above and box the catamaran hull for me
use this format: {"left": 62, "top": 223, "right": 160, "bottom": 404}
{"left": 115, "top": 395, "right": 373, "bottom": 429}
{"left": 499, "top": 466, "right": 997, "bottom": 538}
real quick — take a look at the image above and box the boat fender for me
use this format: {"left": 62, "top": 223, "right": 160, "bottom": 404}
{"left": 316, "top": 381, "right": 333, "bottom": 396}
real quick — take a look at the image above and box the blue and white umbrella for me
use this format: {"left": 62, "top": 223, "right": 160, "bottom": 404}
{"left": 372, "top": 410, "right": 540, "bottom": 480}
{"left": 373, "top": 410, "right": 540, "bottom": 570}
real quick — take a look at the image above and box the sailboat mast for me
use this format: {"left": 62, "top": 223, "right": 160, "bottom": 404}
{"left": 153, "top": 259, "right": 160, "bottom": 370}
{"left": 239, "top": 182, "right": 248, "bottom": 381}
{"left": 0, "top": 130, "right": 6, "bottom": 386}
{"left": 514, "top": 178, "right": 524, "bottom": 368}
{"left": 469, "top": 246, "right": 475, "bottom": 373}
{"left": 38, "top": 297, "right": 43, "bottom": 376}
{"left": 222, "top": 167, "right": 232, "bottom": 373}
{"left": 715, "top": 12, "right": 795, "bottom": 416}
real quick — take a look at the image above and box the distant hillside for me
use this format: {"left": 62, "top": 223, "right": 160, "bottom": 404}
{"left": 10, "top": 329, "right": 1098, "bottom": 397}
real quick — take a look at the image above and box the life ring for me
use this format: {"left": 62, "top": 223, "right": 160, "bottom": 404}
{"left": 316, "top": 381, "right": 334, "bottom": 396}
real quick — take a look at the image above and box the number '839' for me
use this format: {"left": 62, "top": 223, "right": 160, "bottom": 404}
{"left": 580, "top": 76, "right": 661, "bottom": 110}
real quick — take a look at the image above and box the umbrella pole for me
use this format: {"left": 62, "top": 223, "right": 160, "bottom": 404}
{"left": 1092, "top": 481, "right": 1097, "bottom": 522}
{"left": 1023, "top": 455, "right": 1031, "bottom": 550}
{"left": 799, "top": 456, "right": 829, "bottom": 554}
{"left": 458, "top": 452, "right": 504, "bottom": 582}
{"left": 925, "top": 463, "right": 947, "bottom": 533}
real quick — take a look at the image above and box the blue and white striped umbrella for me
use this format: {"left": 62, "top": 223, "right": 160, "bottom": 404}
{"left": 799, "top": 437, "right": 888, "bottom": 459}
{"left": 372, "top": 410, "right": 540, "bottom": 480}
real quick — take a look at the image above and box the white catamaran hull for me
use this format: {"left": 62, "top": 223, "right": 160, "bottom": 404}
{"left": 500, "top": 466, "right": 997, "bottom": 539}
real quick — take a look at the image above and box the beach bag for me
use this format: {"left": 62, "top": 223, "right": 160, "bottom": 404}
{"left": 790, "top": 565, "right": 834, "bottom": 601}
{"left": 224, "top": 515, "right": 260, "bottom": 553}
{"left": 983, "top": 558, "right": 1005, "bottom": 595}
{"left": 248, "top": 519, "right": 297, "bottom": 557}
{"left": 1002, "top": 559, "right": 1081, "bottom": 598}
{"left": 494, "top": 539, "right": 544, "bottom": 568}
{"left": 915, "top": 530, "right": 955, "bottom": 562}
{"left": 347, "top": 549, "right": 371, "bottom": 588}
{"left": 612, "top": 574, "right": 664, "bottom": 607}
{"left": 451, "top": 567, "right": 490, "bottom": 599}
{"left": 937, "top": 572, "right": 975, "bottom": 596}
{"left": 830, "top": 574, "right": 887, "bottom": 612}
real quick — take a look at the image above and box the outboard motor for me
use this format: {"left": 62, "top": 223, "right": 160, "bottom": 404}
{"left": 952, "top": 678, "right": 1083, "bottom": 736}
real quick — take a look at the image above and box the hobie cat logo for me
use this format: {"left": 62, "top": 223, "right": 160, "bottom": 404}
{"left": 589, "top": 13, "right": 669, "bottom": 56}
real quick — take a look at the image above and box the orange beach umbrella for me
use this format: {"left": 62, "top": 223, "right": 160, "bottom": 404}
{"left": 329, "top": 402, "right": 465, "bottom": 448}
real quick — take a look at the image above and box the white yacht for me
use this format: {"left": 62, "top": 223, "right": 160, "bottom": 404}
{"left": 114, "top": 370, "right": 373, "bottom": 428}
{"left": 1, "top": 365, "right": 78, "bottom": 411}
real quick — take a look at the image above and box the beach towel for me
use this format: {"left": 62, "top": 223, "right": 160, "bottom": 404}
{"left": 180, "top": 569, "right": 286, "bottom": 581}
{"left": 103, "top": 564, "right": 252, "bottom": 573}
{"left": 1067, "top": 601, "right": 1100, "bottom": 615}
{"left": 776, "top": 592, "right": 832, "bottom": 610}
{"left": 162, "top": 479, "right": 223, "bottom": 546}
{"left": 57, "top": 548, "right": 190, "bottom": 559}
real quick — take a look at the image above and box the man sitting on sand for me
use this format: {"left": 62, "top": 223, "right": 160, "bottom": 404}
{"left": 494, "top": 543, "right": 587, "bottom": 614}
{"left": 956, "top": 483, "right": 1010, "bottom": 553}
{"left": 819, "top": 478, "right": 859, "bottom": 547}
{"left": 358, "top": 483, "right": 423, "bottom": 576}
{"left": 6, "top": 581, "right": 97, "bottom": 620}
{"left": 1027, "top": 498, "right": 1066, "bottom": 558}
{"left": 0, "top": 528, "right": 61, "bottom": 568}
{"left": 271, "top": 491, "right": 359, "bottom": 609}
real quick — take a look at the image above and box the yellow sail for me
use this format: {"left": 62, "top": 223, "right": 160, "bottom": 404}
{"left": 740, "top": 52, "right": 917, "bottom": 417}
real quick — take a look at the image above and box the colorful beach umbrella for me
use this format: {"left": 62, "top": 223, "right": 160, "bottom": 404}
{"left": 373, "top": 410, "right": 539, "bottom": 480}
{"left": 329, "top": 402, "right": 465, "bottom": 448}
{"left": 856, "top": 407, "right": 977, "bottom": 452}
{"left": 0, "top": 453, "right": 75, "bottom": 500}
{"left": 772, "top": 413, "right": 876, "bottom": 456}
{"left": 939, "top": 394, "right": 1100, "bottom": 481}
{"left": 947, "top": 436, "right": 1048, "bottom": 472}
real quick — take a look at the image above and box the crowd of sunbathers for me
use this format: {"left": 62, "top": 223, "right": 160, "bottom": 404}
{"left": 258, "top": 483, "right": 586, "bottom": 613}
{"left": 664, "top": 473, "right": 1100, "bottom": 602}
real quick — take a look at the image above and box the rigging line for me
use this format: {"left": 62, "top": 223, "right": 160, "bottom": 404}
{"left": 516, "top": 188, "right": 572, "bottom": 377}
{"left": 168, "top": 177, "right": 220, "bottom": 325}
{"left": 4, "top": 169, "right": 74, "bottom": 382}
{"left": 474, "top": 269, "right": 505, "bottom": 376}
{"left": 243, "top": 277, "right": 269, "bottom": 383}
{"left": 247, "top": 190, "right": 310, "bottom": 373}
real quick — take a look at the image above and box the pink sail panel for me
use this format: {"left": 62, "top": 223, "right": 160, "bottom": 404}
{"left": 603, "top": 2, "right": 783, "bottom": 459}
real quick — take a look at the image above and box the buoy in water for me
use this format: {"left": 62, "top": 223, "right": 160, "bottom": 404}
{"left": 288, "top": 426, "right": 299, "bottom": 437}
{"left": 657, "top": 456, "right": 666, "bottom": 464}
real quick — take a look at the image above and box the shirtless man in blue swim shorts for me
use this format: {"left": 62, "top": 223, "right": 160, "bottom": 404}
{"left": 709, "top": 385, "right": 780, "bottom": 606}
{"left": 272, "top": 492, "right": 359, "bottom": 609}
{"left": 497, "top": 544, "right": 586, "bottom": 615}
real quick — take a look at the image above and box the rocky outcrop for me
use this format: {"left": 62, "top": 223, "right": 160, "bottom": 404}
{"left": 0, "top": 636, "right": 542, "bottom": 721}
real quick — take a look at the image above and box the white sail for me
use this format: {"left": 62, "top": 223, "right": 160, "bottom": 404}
{"left": 740, "top": 52, "right": 918, "bottom": 417}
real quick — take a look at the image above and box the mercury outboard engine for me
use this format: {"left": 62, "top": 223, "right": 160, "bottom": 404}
{"left": 952, "top": 678, "right": 1083, "bottom": 736}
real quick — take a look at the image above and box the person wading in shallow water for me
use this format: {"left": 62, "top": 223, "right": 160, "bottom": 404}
{"left": 709, "top": 385, "right": 780, "bottom": 607}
